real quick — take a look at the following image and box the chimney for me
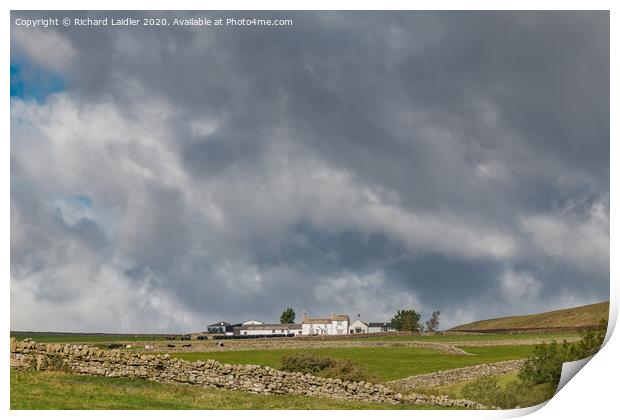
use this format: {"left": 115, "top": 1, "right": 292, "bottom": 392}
{"left": 302, "top": 310, "right": 307, "bottom": 321}
{"left": 331, "top": 312, "right": 335, "bottom": 320}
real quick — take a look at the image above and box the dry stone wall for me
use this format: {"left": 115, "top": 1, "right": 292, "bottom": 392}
{"left": 388, "top": 359, "right": 527, "bottom": 389}
{"left": 149, "top": 338, "right": 469, "bottom": 355}
{"left": 10, "top": 338, "right": 486, "bottom": 409}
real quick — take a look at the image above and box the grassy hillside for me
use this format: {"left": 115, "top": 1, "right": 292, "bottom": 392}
{"left": 450, "top": 301, "right": 609, "bottom": 333}
{"left": 350, "top": 332, "right": 579, "bottom": 342}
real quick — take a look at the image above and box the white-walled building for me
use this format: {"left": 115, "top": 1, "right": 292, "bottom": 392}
{"left": 301, "top": 312, "right": 349, "bottom": 335}
{"left": 349, "top": 320, "right": 396, "bottom": 334}
{"left": 349, "top": 319, "right": 369, "bottom": 334}
{"left": 238, "top": 323, "right": 302, "bottom": 336}
{"left": 208, "top": 314, "right": 395, "bottom": 338}
{"left": 368, "top": 322, "right": 396, "bottom": 333}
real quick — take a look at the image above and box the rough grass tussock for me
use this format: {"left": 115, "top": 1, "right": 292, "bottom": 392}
{"left": 280, "top": 353, "right": 378, "bottom": 382}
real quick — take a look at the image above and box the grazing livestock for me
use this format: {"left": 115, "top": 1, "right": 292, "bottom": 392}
{"left": 107, "top": 343, "right": 124, "bottom": 349}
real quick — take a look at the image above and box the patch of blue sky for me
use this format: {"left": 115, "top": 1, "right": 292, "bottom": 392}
{"left": 76, "top": 194, "right": 93, "bottom": 208}
{"left": 10, "top": 58, "right": 65, "bottom": 101}
{"left": 52, "top": 194, "right": 96, "bottom": 227}
{"left": 52, "top": 193, "right": 115, "bottom": 239}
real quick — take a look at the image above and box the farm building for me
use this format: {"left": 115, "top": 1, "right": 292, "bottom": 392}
{"left": 349, "top": 319, "right": 369, "bottom": 334}
{"left": 237, "top": 323, "right": 302, "bottom": 336}
{"left": 301, "top": 312, "right": 349, "bottom": 335}
{"left": 349, "top": 320, "right": 396, "bottom": 334}
{"left": 207, "top": 314, "right": 395, "bottom": 337}
{"left": 206, "top": 321, "right": 230, "bottom": 334}
{"left": 368, "top": 322, "right": 396, "bottom": 333}
{"left": 206, "top": 321, "right": 242, "bottom": 335}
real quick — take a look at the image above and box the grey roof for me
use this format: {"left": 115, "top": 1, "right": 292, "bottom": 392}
{"left": 368, "top": 322, "right": 393, "bottom": 328}
{"left": 303, "top": 314, "right": 349, "bottom": 323}
{"left": 208, "top": 321, "right": 231, "bottom": 327}
{"left": 240, "top": 323, "right": 302, "bottom": 330}
{"left": 303, "top": 317, "right": 332, "bottom": 324}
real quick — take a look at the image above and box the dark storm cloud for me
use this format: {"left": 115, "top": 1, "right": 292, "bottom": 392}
{"left": 10, "top": 11, "right": 609, "bottom": 331}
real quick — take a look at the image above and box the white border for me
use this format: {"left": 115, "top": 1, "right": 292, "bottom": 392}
{"left": 3, "top": 2, "right": 616, "bottom": 420}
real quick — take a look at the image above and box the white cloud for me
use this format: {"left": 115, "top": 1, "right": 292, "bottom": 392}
{"left": 190, "top": 118, "right": 221, "bottom": 138}
{"left": 313, "top": 271, "right": 421, "bottom": 321}
{"left": 214, "top": 260, "right": 263, "bottom": 294}
{"left": 10, "top": 88, "right": 608, "bottom": 331}
{"left": 10, "top": 236, "right": 198, "bottom": 333}
{"left": 521, "top": 197, "right": 609, "bottom": 273}
{"left": 193, "top": 151, "right": 519, "bottom": 262}
{"left": 500, "top": 268, "right": 542, "bottom": 300}
{"left": 12, "top": 29, "right": 75, "bottom": 72}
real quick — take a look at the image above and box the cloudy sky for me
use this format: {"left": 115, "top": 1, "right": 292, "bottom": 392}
{"left": 10, "top": 11, "right": 609, "bottom": 333}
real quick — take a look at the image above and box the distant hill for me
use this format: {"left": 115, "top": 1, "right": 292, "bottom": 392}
{"left": 450, "top": 301, "right": 609, "bottom": 333}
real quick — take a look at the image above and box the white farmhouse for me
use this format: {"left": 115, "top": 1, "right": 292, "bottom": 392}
{"left": 301, "top": 312, "right": 349, "bottom": 335}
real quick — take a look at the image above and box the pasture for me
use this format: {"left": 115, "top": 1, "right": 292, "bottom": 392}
{"left": 10, "top": 329, "right": 588, "bottom": 409}
{"left": 10, "top": 332, "right": 167, "bottom": 344}
{"left": 10, "top": 370, "right": 440, "bottom": 410}
{"left": 171, "top": 344, "right": 537, "bottom": 381}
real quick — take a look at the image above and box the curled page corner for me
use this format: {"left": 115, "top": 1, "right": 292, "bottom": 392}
{"left": 555, "top": 315, "right": 614, "bottom": 395}
{"left": 505, "top": 356, "right": 597, "bottom": 417}
{"left": 603, "top": 307, "right": 617, "bottom": 347}
{"left": 500, "top": 341, "right": 608, "bottom": 416}
{"left": 498, "top": 401, "right": 548, "bottom": 418}
{"left": 499, "top": 356, "right": 596, "bottom": 417}
{"left": 555, "top": 355, "right": 594, "bottom": 394}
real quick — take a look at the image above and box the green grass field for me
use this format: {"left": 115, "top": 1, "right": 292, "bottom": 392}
{"left": 451, "top": 301, "right": 609, "bottom": 332}
{"left": 10, "top": 333, "right": 167, "bottom": 343}
{"left": 11, "top": 302, "right": 597, "bottom": 409}
{"left": 10, "top": 370, "right": 442, "bottom": 410}
{"left": 8, "top": 334, "right": 551, "bottom": 409}
{"left": 350, "top": 332, "right": 580, "bottom": 342}
{"left": 11, "top": 331, "right": 579, "bottom": 344}
{"left": 10, "top": 331, "right": 579, "bottom": 345}
{"left": 172, "top": 345, "right": 536, "bottom": 381}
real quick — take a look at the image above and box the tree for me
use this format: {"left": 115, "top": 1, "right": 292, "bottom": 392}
{"left": 390, "top": 309, "right": 422, "bottom": 332}
{"left": 425, "top": 310, "right": 441, "bottom": 332}
{"left": 280, "top": 307, "right": 296, "bottom": 324}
